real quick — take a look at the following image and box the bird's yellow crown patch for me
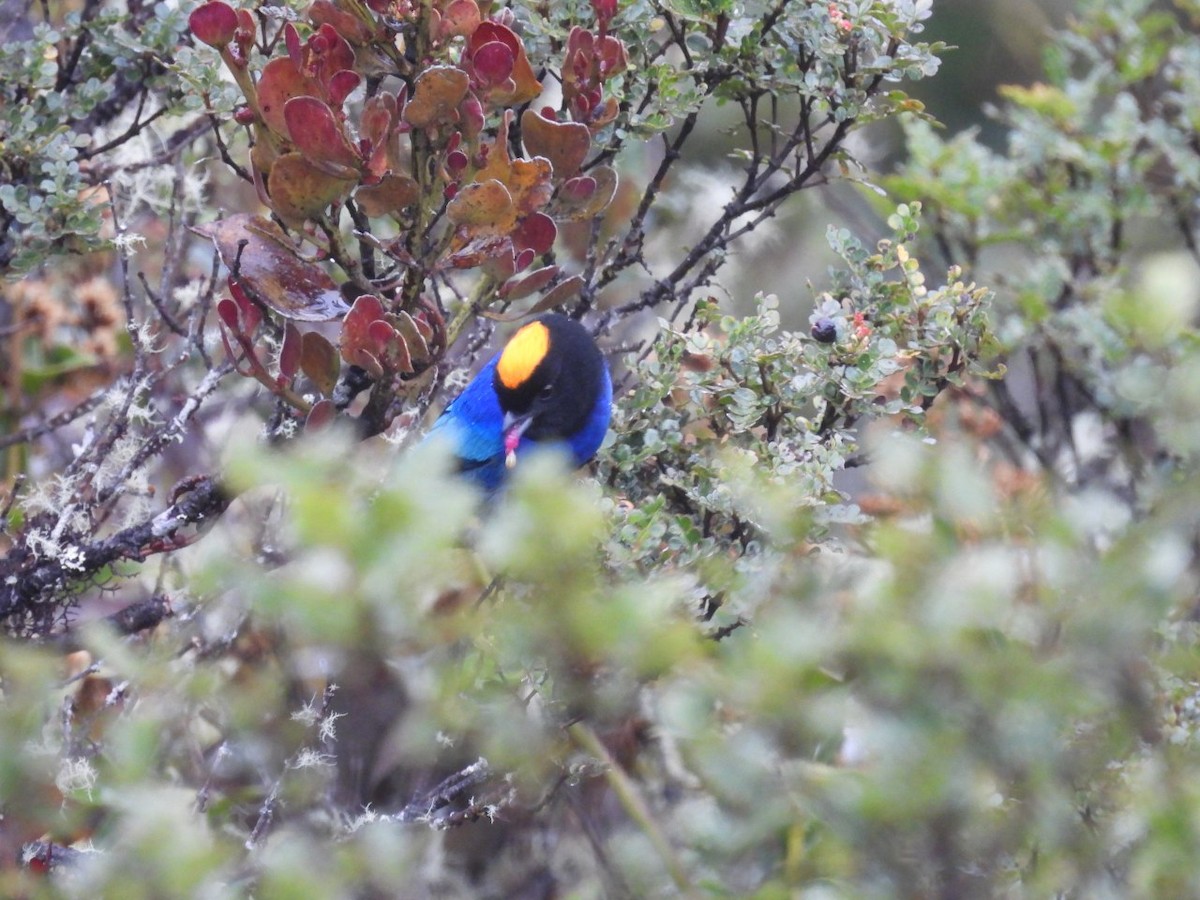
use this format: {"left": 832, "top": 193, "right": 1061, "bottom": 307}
{"left": 497, "top": 320, "right": 550, "bottom": 388}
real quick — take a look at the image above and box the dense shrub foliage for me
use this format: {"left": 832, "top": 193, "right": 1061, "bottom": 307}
{"left": 2, "top": 0, "right": 1200, "bottom": 896}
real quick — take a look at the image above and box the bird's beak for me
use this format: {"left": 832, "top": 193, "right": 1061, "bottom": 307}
{"left": 502, "top": 412, "right": 532, "bottom": 469}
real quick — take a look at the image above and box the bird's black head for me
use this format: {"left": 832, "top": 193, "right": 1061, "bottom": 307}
{"left": 492, "top": 313, "right": 605, "bottom": 442}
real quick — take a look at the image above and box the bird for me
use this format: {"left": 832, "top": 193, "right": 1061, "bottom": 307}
{"left": 429, "top": 313, "right": 612, "bottom": 492}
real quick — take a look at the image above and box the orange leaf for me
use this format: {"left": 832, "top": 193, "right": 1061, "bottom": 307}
{"left": 404, "top": 65, "right": 470, "bottom": 128}
{"left": 355, "top": 173, "right": 420, "bottom": 217}
{"left": 257, "top": 57, "right": 319, "bottom": 138}
{"left": 521, "top": 109, "right": 590, "bottom": 181}
{"left": 446, "top": 179, "right": 517, "bottom": 233}
{"left": 268, "top": 153, "right": 356, "bottom": 226}
{"left": 300, "top": 331, "right": 341, "bottom": 396}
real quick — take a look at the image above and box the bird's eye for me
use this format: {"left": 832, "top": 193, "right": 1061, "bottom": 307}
{"left": 538, "top": 383, "right": 554, "bottom": 400}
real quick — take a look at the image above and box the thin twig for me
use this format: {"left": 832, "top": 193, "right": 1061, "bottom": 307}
{"left": 567, "top": 721, "right": 696, "bottom": 897}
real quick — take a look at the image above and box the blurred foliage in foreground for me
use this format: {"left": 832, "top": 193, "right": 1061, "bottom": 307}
{"left": 3, "top": 0, "right": 1200, "bottom": 897}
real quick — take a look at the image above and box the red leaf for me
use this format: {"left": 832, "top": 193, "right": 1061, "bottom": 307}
{"left": 499, "top": 264, "right": 559, "bottom": 300}
{"left": 360, "top": 93, "right": 395, "bottom": 161}
{"left": 467, "top": 22, "right": 541, "bottom": 105}
{"left": 280, "top": 323, "right": 302, "bottom": 381}
{"left": 306, "top": 23, "right": 355, "bottom": 82}
{"left": 305, "top": 398, "right": 337, "bottom": 431}
{"left": 469, "top": 21, "right": 520, "bottom": 56}
{"left": 472, "top": 41, "right": 515, "bottom": 88}
{"left": 217, "top": 297, "right": 240, "bottom": 331}
{"left": 189, "top": 1, "right": 238, "bottom": 48}
{"left": 562, "top": 176, "right": 597, "bottom": 202}
{"left": 347, "top": 293, "right": 387, "bottom": 323}
{"left": 233, "top": 9, "right": 255, "bottom": 61}
{"left": 446, "top": 149, "right": 468, "bottom": 176}
{"left": 554, "top": 166, "right": 618, "bottom": 221}
{"left": 528, "top": 275, "right": 584, "bottom": 313}
{"left": 514, "top": 247, "right": 535, "bottom": 272}
{"left": 459, "top": 93, "right": 484, "bottom": 138}
{"left": 284, "top": 96, "right": 362, "bottom": 173}
{"left": 368, "top": 318, "right": 397, "bottom": 347}
{"left": 513, "top": 212, "right": 557, "bottom": 255}
{"left": 327, "top": 70, "right": 361, "bottom": 109}
{"left": 284, "top": 21, "right": 302, "bottom": 66}
{"left": 340, "top": 294, "right": 390, "bottom": 374}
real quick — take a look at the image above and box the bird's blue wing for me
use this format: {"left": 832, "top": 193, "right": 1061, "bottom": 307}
{"left": 566, "top": 360, "right": 613, "bottom": 466}
{"left": 428, "top": 354, "right": 508, "bottom": 491}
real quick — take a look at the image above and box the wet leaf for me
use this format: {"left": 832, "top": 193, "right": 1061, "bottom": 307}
{"left": 192, "top": 214, "right": 350, "bottom": 321}
{"left": 521, "top": 109, "right": 590, "bottom": 181}
{"left": 300, "top": 331, "right": 341, "bottom": 396}
{"left": 404, "top": 66, "right": 470, "bottom": 129}
{"left": 268, "top": 153, "right": 356, "bottom": 225}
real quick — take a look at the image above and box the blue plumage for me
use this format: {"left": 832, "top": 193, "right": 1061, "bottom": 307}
{"left": 430, "top": 315, "right": 612, "bottom": 492}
